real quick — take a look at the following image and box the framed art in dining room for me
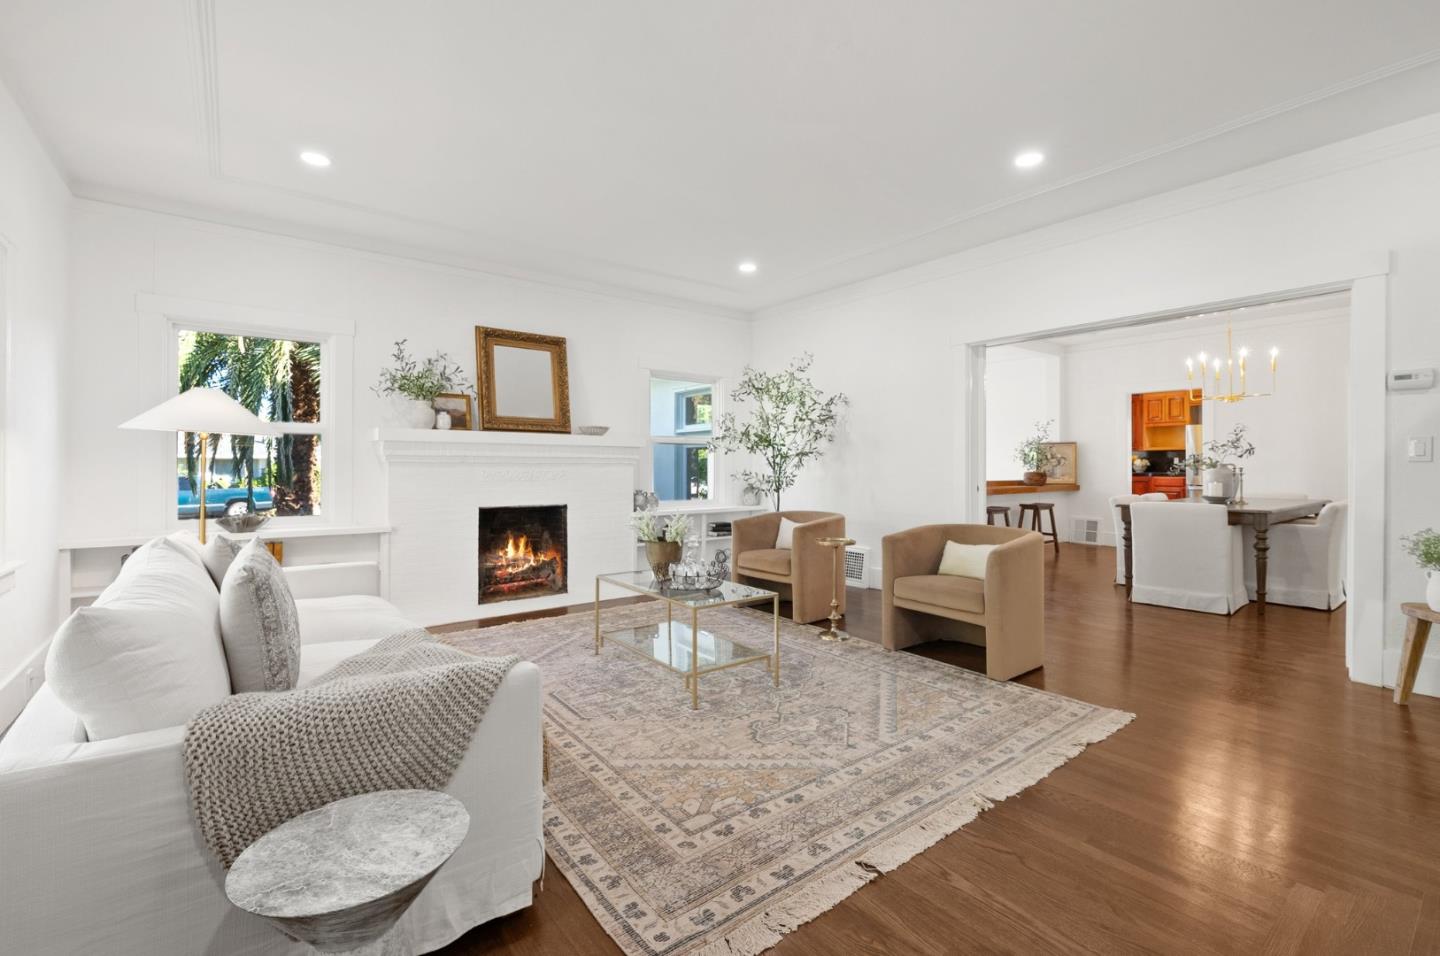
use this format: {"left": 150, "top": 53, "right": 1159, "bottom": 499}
{"left": 433, "top": 392, "right": 473, "bottom": 430}
{"left": 474, "top": 326, "right": 572, "bottom": 433}
{"left": 1042, "top": 441, "right": 1077, "bottom": 483}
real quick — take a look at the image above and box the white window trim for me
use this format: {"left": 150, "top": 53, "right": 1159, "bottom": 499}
{"left": 646, "top": 369, "right": 722, "bottom": 505}
{"left": 137, "top": 294, "right": 355, "bottom": 533}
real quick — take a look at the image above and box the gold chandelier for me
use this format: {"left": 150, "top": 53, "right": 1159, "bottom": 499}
{"left": 1185, "top": 319, "right": 1278, "bottom": 404}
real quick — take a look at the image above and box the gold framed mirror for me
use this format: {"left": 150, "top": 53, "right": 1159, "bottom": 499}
{"left": 475, "top": 326, "right": 571, "bottom": 433}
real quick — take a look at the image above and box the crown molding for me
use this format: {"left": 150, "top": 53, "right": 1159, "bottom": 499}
{"left": 69, "top": 189, "right": 752, "bottom": 323}
{"left": 755, "top": 112, "right": 1440, "bottom": 321}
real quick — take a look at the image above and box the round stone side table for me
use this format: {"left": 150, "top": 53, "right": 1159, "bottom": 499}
{"left": 226, "top": 789, "right": 469, "bottom": 955}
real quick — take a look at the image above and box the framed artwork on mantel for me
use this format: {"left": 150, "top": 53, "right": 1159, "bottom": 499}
{"left": 474, "top": 326, "right": 572, "bottom": 433}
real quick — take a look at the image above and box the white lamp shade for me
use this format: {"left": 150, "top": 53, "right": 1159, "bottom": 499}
{"left": 119, "top": 388, "right": 279, "bottom": 435}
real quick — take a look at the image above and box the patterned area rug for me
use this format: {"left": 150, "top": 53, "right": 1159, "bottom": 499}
{"left": 443, "top": 602, "right": 1132, "bottom": 956}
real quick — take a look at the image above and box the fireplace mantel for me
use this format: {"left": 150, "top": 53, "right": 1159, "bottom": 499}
{"left": 372, "top": 427, "right": 644, "bottom": 466}
{"left": 371, "top": 427, "right": 642, "bottom": 625}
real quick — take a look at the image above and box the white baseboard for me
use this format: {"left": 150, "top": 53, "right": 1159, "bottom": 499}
{"left": 1382, "top": 647, "right": 1440, "bottom": 701}
{"left": 0, "top": 639, "right": 51, "bottom": 733}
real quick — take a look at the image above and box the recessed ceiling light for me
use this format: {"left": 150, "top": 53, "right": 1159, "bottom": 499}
{"left": 299, "top": 150, "right": 332, "bottom": 168}
{"left": 738, "top": 261, "right": 758, "bottom": 274}
{"left": 1013, "top": 150, "right": 1045, "bottom": 169}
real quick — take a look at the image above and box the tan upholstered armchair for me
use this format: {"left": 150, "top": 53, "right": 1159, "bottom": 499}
{"left": 732, "top": 511, "right": 846, "bottom": 624}
{"left": 882, "top": 524, "right": 1044, "bottom": 680}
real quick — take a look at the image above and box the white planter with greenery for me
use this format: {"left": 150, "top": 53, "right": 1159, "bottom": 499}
{"left": 1402, "top": 529, "right": 1440, "bottom": 612}
{"left": 372, "top": 339, "right": 470, "bottom": 430}
{"left": 1184, "top": 425, "right": 1256, "bottom": 503}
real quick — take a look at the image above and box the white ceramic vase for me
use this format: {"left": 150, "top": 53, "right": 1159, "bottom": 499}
{"left": 1428, "top": 570, "right": 1440, "bottom": 613}
{"left": 385, "top": 396, "right": 436, "bottom": 429}
{"left": 1201, "top": 465, "right": 1237, "bottom": 501}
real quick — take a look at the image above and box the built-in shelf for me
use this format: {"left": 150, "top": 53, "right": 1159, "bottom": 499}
{"left": 60, "top": 525, "right": 391, "bottom": 551}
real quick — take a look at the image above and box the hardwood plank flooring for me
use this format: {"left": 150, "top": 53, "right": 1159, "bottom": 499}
{"left": 434, "top": 545, "right": 1440, "bottom": 955}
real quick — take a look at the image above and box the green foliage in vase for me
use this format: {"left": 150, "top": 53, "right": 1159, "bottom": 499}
{"left": 1402, "top": 528, "right": 1440, "bottom": 572}
{"left": 1182, "top": 424, "right": 1257, "bottom": 472}
{"left": 1014, "top": 420, "right": 1065, "bottom": 473}
{"left": 372, "top": 339, "right": 469, "bottom": 402}
{"left": 709, "top": 353, "right": 848, "bottom": 511}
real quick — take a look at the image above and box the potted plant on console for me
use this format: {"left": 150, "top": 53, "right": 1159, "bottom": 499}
{"left": 373, "top": 339, "right": 470, "bottom": 429}
{"left": 1402, "top": 528, "right": 1440, "bottom": 612}
{"left": 1183, "top": 424, "right": 1255, "bottom": 503}
{"left": 1015, "top": 420, "right": 1064, "bottom": 486}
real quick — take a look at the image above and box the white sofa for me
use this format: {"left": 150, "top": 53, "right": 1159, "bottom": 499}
{"left": 0, "top": 548, "right": 543, "bottom": 955}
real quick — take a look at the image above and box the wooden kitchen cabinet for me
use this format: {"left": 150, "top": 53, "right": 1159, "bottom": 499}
{"left": 1150, "top": 476, "right": 1188, "bottom": 500}
{"left": 1164, "top": 392, "right": 1188, "bottom": 423}
{"left": 1132, "top": 476, "right": 1150, "bottom": 494}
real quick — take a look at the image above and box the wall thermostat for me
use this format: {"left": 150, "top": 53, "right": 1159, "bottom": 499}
{"left": 1388, "top": 368, "right": 1436, "bottom": 392}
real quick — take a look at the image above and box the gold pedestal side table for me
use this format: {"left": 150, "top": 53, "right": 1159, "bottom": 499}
{"left": 816, "top": 536, "right": 855, "bottom": 641}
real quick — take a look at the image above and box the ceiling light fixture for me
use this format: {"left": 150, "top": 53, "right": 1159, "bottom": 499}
{"left": 1013, "top": 150, "right": 1045, "bottom": 169}
{"left": 738, "top": 261, "right": 758, "bottom": 274}
{"left": 299, "top": 150, "right": 332, "bottom": 168}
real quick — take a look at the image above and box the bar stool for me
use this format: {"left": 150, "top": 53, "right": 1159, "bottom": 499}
{"left": 1018, "top": 502, "right": 1060, "bottom": 553}
{"left": 985, "top": 505, "right": 1011, "bottom": 526}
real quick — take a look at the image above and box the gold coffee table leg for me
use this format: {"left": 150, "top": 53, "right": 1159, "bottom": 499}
{"left": 690, "top": 607, "right": 700, "bottom": 710}
{"left": 773, "top": 595, "right": 781, "bottom": 686}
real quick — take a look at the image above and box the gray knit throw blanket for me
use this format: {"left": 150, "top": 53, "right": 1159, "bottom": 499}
{"left": 183, "top": 628, "right": 519, "bottom": 867}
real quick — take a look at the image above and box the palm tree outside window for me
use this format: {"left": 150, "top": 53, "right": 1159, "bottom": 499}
{"left": 176, "top": 329, "right": 325, "bottom": 520}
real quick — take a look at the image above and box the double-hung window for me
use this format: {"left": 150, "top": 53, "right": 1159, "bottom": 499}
{"left": 649, "top": 375, "right": 715, "bottom": 502}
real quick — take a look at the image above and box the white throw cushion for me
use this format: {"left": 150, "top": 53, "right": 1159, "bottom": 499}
{"left": 219, "top": 541, "right": 302, "bottom": 692}
{"left": 163, "top": 530, "right": 206, "bottom": 569}
{"left": 937, "top": 541, "right": 995, "bottom": 579}
{"left": 201, "top": 535, "right": 244, "bottom": 589}
{"left": 775, "top": 517, "right": 800, "bottom": 550}
{"left": 45, "top": 537, "right": 230, "bottom": 741}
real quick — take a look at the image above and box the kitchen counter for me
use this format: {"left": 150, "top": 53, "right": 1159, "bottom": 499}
{"left": 987, "top": 480, "right": 1080, "bottom": 496}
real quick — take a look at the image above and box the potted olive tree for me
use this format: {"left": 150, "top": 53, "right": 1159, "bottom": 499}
{"left": 1402, "top": 528, "right": 1440, "bottom": 612}
{"left": 1015, "top": 421, "right": 1064, "bottom": 486}
{"left": 710, "top": 353, "right": 848, "bottom": 511}
{"left": 372, "top": 340, "right": 469, "bottom": 429}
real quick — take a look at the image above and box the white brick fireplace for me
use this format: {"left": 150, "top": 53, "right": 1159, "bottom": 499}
{"left": 373, "top": 428, "right": 643, "bottom": 626}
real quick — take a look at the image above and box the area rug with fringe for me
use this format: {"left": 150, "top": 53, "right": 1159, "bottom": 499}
{"left": 442, "top": 602, "right": 1132, "bottom": 956}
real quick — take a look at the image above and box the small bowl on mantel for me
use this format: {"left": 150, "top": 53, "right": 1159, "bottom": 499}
{"left": 575, "top": 425, "right": 610, "bottom": 436}
{"left": 216, "top": 513, "right": 273, "bottom": 534}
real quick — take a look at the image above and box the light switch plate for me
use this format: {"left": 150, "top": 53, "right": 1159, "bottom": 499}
{"left": 1409, "top": 437, "right": 1434, "bottom": 462}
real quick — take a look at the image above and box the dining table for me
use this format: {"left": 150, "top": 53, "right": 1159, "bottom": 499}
{"left": 1117, "top": 496, "right": 1330, "bottom": 615}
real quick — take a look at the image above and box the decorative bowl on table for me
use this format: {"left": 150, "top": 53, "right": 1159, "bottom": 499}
{"left": 1200, "top": 495, "right": 1232, "bottom": 505}
{"left": 215, "top": 513, "right": 273, "bottom": 534}
{"left": 661, "top": 571, "right": 725, "bottom": 594}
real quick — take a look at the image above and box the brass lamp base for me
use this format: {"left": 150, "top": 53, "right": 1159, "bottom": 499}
{"left": 816, "top": 536, "right": 856, "bottom": 642}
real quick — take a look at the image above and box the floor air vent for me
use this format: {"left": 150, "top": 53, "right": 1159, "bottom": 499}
{"left": 844, "top": 546, "right": 870, "bottom": 587}
{"left": 1072, "top": 517, "right": 1100, "bottom": 544}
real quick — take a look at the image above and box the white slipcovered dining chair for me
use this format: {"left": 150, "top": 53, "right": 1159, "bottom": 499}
{"left": 1109, "top": 493, "right": 1169, "bottom": 585}
{"left": 1130, "top": 501, "right": 1249, "bottom": 614}
{"left": 1242, "top": 501, "right": 1348, "bottom": 610}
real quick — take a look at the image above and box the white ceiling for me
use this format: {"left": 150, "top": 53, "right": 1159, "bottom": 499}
{"left": 2, "top": 2, "right": 1439, "bottom": 313}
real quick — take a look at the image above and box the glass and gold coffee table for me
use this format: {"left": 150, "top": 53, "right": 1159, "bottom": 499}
{"left": 594, "top": 571, "right": 779, "bottom": 710}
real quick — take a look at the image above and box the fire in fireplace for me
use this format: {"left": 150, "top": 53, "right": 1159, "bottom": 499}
{"left": 478, "top": 505, "right": 567, "bottom": 604}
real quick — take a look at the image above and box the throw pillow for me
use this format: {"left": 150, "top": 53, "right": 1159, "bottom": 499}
{"left": 775, "top": 517, "right": 800, "bottom": 550}
{"left": 46, "top": 536, "right": 230, "bottom": 740}
{"left": 201, "top": 535, "right": 244, "bottom": 589}
{"left": 219, "top": 541, "right": 302, "bottom": 693}
{"left": 937, "top": 541, "right": 995, "bottom": 579}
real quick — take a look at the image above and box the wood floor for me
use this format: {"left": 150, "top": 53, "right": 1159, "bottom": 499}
{"left": 434, "top": 545, "right": 1440, "bottom": 955}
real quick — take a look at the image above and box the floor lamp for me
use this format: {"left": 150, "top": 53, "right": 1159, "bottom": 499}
{"left": 120, "top": 388, "right": 276, "bottom": 544}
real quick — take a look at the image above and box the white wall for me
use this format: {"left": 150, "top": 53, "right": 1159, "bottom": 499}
{"left": 751, "top": 113, "right": 1440, "bottom": 692}
{"left": 1051, "top": 305, "right": 1350, "bottom": 541}
{"left": 984, "top": 344, "right": 1061, "bottom": 481}
{"left": 0, "top": 78, "right": 69, "bottom": 726}
{"left": 64, "top": 201, "right": 752, "bottom": 544}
